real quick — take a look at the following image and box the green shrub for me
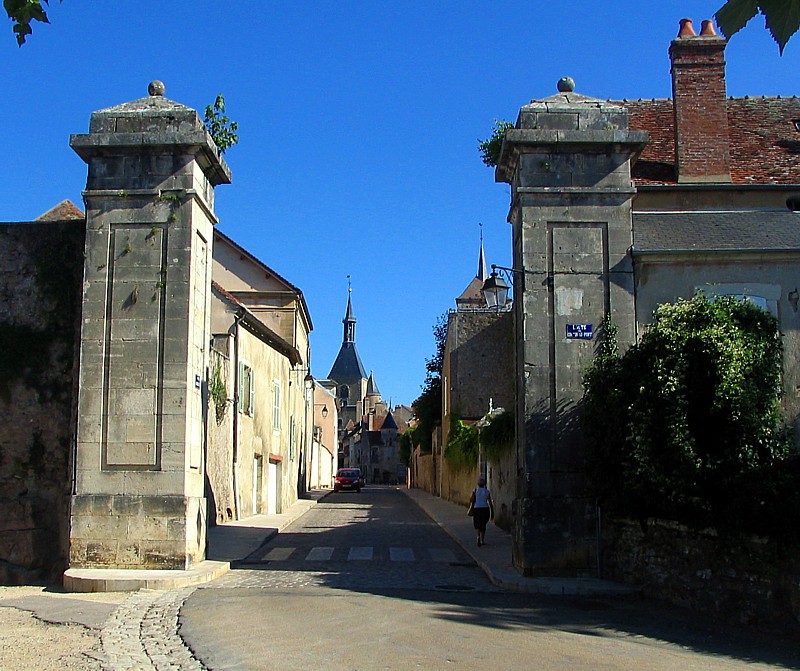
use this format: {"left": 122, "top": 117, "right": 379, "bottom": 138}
{"left": 583, "top": 295, "right": 794, "bottom": 539}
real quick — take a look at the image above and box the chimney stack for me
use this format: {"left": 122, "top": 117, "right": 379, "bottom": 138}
{"left": 669, "top": 18, "right": 732, "bottom": 183}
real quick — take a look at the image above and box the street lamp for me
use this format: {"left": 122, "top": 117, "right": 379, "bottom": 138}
{"left": 481, "top": 266, "right": 510, "bottom": 309}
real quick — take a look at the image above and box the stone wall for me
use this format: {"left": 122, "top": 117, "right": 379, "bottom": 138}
{"left": 0, "top": 221, "right": 84, "bottom": 584}
{"left": 604, "top": 518, "right": 800, "bottom": 634}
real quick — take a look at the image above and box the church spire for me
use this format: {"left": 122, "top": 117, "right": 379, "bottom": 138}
{"left": 343, "top": 284, "right": 356, "bottom": 344}
{"left": 478, "top": 223, "right": 488, "bottom": 282}
{"left": 328, "top": 279, "right": 367, "bottom": 382}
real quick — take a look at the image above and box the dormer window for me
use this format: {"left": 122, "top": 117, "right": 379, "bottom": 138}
{"left": 793, "top": 119, "right": 800, "bottom": 132}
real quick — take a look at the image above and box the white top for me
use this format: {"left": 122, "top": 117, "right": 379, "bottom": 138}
{"left": 473, "top": 486, "right": 491, "bottom": 508}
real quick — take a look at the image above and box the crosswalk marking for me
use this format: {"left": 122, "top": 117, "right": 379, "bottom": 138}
{"left": 305, "top": 546, "right": 335, "bottom": 561}
{"left": 347, "top": 546, "right": 373, "bottom": 561}
{"left": 389, "top": 547, "right": 415, "bottom": 562}
{"left": 262, "top": 546, "right": 456, "bottom": 563}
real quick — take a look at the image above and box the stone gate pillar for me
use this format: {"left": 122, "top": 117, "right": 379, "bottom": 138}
{"left": 496, "top": 80, "right": 647, "bottom": 576}
{"left": 67, "top": 82, "right": 231, "bottom": 570}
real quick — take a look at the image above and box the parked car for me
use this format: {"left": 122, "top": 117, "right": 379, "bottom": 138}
{"left": 334, "top": 468, "right": 361, "bottom": 493}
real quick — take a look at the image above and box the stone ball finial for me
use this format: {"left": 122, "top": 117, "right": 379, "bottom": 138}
{"left": 148, "top": 80, "right": 166, "bottom": 97}
{"left": 557, "top": 77, "right": 575, "bottom": 93}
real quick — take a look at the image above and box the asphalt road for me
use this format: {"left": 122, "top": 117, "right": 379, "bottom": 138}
{"left": 179, "top": 487, "right": 800, "bottom": 671}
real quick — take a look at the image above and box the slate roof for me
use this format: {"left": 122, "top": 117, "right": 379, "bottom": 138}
{"left": 619, "top": 97, "right": 800, "bottom": 185}
{"left": 328, "top": 342, "right": 367, "bottom": 382}
{"left": 381, "top": 411, "right": 398, "bottom": 430}
{"left": 633, "top": 210, "right": 800, "bottom": 253}
{"left": 366, "top": 372, "right": 380, "bottom": 396}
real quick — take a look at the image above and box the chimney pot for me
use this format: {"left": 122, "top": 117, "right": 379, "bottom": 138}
{"left": 669, "top": 18, "right": 731, "bottom": 183}
{"left": 678, "top": 18, "right": 696, "bottom": 37}
{"left": 700, "top": 20, "right": 718, "bottom": 36}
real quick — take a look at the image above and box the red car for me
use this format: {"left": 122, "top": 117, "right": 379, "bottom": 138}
{"left": 334, "top": 468, "right": 362, "bottom": 493}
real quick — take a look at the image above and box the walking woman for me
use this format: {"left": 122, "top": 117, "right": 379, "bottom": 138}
{"left": 469, "top": 476, "right": 494, "bottom": 546}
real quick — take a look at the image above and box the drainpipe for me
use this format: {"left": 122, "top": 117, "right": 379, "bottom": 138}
{"left": 232, "top": 311, "right": 244, "bottom": 520}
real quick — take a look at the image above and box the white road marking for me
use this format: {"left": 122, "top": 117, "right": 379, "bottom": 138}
{"left": 347, "top": 547, "right": 373, "bottom": 561}
{"left": 389, "top": 547, "right": 415, "bottom": 562}
{"left": 305, "top": 547, "right": 335, "bottom": 561}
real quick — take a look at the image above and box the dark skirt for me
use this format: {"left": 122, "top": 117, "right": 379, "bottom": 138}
{"left": 472, "top": 507, "right": 491, "bottom": 532}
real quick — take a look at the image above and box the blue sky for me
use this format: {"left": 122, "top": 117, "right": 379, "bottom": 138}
{"left": 3, "top": 1, "right": 798, "bottom": 406}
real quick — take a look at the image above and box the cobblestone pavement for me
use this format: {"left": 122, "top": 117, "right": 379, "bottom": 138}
{"left": 99, "top": 588, "right": 205, "bottom": 671}
{"left": 0, "top": 489, "right": 496, "bottom": 670}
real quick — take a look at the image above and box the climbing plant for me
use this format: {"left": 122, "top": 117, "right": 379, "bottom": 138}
{"left": 481, "top": 409, "right": 515, "bottom": 461}
{"left": 444, "top": 415, "right": 478, "bottom": 470}
{"left": 209, "top": 363, "right": 228, "bottom": 425}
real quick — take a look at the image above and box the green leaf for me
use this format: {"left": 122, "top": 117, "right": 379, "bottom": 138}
{"left": 715, "top": 0, "right": 760, "bottom": 38}
{"left": 760, "top": 0, "right": 800, "bottom": 53}
{"left": 716, "top": 0, "right": 800, "bottom": 53}
{"left": 5, "top": 0, "right": 53, "bottom": 46}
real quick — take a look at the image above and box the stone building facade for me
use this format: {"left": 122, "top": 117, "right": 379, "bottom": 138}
{"left": 0, "top": 84, "right": 316, "bottom": 582}
{"left": 322, "top": 293, "right": 405, "bottom": 483}
{"left": 494, "top": 18, "right": 800, "bottom": 581}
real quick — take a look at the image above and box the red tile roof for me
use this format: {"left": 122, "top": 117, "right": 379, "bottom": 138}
{"left": 35, "top": 199, "right": 85, "bottom": 221}
{"left": 617, "top": 97, "right": 800, "bottom": 185}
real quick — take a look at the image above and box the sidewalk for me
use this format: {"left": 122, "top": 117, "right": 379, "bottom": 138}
{"left": 402, "top": 487, "right": 639, "bottom": 597}
{"left": 63, "top": 489, "right": 332, "bottom": 592}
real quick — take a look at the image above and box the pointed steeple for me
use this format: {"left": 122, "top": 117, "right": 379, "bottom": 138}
{"left": 343, "top": 291, "right": 356, "bottom": 344}
{"left": 478, "top": 224, "right": 488, "bottom": 282}
{"left": 328, "top": 285, "right": 367, "bottom": 382}
{"left": 381, "top": 410, "right": 398, "bottom": 430}
{"left": 367, "top": 371, "right": 380, "bottom": 397}
{"left": 456, "top": 226, "right": 491, "bottom": 309}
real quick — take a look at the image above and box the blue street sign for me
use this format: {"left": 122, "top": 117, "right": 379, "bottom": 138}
{"left": 566, "top": 323, "right": 593, "bottom": 340}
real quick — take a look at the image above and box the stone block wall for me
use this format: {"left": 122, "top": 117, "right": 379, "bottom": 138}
{"left": 0, "top": 221, "right": 84, "bottom": 583}
{"left": 604, "top": 518, "right": 800, "bottom": 634}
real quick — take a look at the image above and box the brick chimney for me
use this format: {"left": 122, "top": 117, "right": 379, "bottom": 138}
{"left": 669, "top": 18, "right": 732, "bottom": 183}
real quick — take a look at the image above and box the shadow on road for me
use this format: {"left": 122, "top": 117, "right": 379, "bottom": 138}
{"left": 211, "top": 489, "right": 800, "bottom": 669}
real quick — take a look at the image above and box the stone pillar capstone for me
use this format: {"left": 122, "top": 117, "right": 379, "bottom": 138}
{"left": 496, "top": 79, "right": 647, "bottom": 576}
{"left": 67, "top": 82, "right": 231, "bottom": 571}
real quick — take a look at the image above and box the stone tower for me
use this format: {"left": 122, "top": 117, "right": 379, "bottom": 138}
{"left": 67, "top": 82, "right": 231, "bottom": 571}
{"left": 327, "top": 291, "right": 368, "bottom": 428}
{"left": 496, "top": 79, "right": 647, "bottom": 576}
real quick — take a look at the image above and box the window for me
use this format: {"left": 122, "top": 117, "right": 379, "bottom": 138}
{"left": 272, "top": 381, "right": 281, "bottom": 431}
{"left": 238, "top": 362, "right": 254, "bottom": 416}
{"left": 697, "top": 283, "right": 779, "bottom": 318}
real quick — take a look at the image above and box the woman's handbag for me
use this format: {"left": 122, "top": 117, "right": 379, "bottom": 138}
{"left": 467, "top": 503, "right": 475, "bottom": 517}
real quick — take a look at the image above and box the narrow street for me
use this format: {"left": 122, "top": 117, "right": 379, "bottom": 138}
{"left": 178, "top": 488, "right": 799, "bottom": 671}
